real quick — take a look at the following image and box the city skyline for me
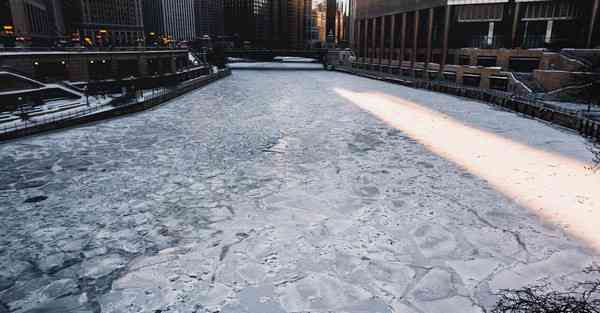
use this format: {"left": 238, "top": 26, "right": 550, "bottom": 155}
{"left": 1, "top": 0, "right": 347, "bottom": 48}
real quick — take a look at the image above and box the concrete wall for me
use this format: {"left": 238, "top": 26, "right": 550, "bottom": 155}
{"left": 0, "top": 50, "right": 190, "bottom": 83}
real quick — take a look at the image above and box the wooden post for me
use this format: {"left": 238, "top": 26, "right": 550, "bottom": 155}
{"left": 588, "top": 0, "right": 600, "bottom": 48}
{"left": 512, "top": 2, "right": 521, "bottom": 48}
{"left": 380, "top": 16, "right": 385, "bottom": 64}
{"left": 400, "top": 12, "right": 406, "bottom": 67}
{"left": 412, "top": 10, "right": 420, "bottom": 73}
{"left": 440, "top": 5, "right": 451, "bottom": 77}
{"left": 426, "top": 8, "right": 434, "bottom": 71}
{"left": 389, "top": 15, "right": 396, "bottom": 65}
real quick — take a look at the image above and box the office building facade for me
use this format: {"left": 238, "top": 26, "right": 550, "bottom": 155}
{"left": 352, "top": 0, "right": 600, "bottom": 73}
{"left": 194, "top": 0, "right": 224, "bottom": 38}
{"left": 143, "top": 0, "right": 196, "bottom": 42}
{"left": 63, "top": 0, "right": 144, "bottom": 46}
{"left": 0, "top": 0, "right": 65, "bottom": 47}
{"left": 224, "top": 0, "right": 311, "bottom": 48}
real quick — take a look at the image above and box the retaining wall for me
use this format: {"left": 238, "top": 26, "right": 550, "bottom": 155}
{"left": 335, "top": 66, "right": 600, "bottom": 141}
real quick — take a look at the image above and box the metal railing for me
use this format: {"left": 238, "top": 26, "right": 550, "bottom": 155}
{"left": 0, "top": 69, "right": 230, "bottom": 137}
{"left": 346, "top": 62, "right": 580, "bottom": 115}
{"left": 466, "top": 35, "right": 506, "bottom": 49}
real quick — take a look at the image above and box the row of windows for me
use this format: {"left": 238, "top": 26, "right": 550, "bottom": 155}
{"left": 82, "top": 0, "right": 143, "bottom": 26}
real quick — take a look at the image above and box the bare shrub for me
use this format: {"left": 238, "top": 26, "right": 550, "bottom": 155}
{"left": 492, "top": 266, "right": 600, "bottom": 313}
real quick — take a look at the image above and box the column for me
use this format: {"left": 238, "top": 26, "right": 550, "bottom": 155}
{"left": 380, "top": 16, "right": 385, "bottom": 64}
{"left": 389, "top": 15, "right": 396, "bottom": 65}
{"left": 512, "top": 2, "right": 521, "bottom": 47}
{"left": 588, "top": 0, "right": 600, "bottom": 48}
{"left": 363, "top": 19, "right": 368, "bottom": 63}
{"left": 412, "top": 10, "right": 420, "bottom": 72}
{"left": 372, "top": 18, "right": 377, "bottom": 61}
{"left": 440, "top": 5, "right": 451, "bottom": 77}
{"left": 544, "top": 20, "right": 553, "bottom": 44}
{"left": 400, "top": 12, "right": 407, "bottom": 66}
{"left": 488, "top": 22, "right": 495, "bottom": 47}
{"left": 426, "top": 8, "right": 434, "bottom": 71}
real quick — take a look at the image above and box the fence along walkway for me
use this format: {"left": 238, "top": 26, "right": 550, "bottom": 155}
{"left": 0, "top": 69, "right": 231, "bottom": 141}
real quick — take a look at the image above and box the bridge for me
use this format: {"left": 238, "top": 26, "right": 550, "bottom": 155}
{"left": 223, "top": 49, "right": 327, "bottom": 63}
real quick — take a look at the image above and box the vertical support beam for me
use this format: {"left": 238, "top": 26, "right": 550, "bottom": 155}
{"left": 426, "top": 7, "right": 434, "bottom": 71}
{"left": 372, "top": 18, "right": 377, "bottom": 61}
{"left": 363, "top": 19, "right": 368, "bottom": 62}
{"left": 400, "top": 12, "right": 407, "bottom": 66}
{"left": 488, "top": 22, "right": 495, "bottom": 47}
{"left": 544, "top": 20, "right": 553, "bottom": 44}
{"left": 354, "top": 20, "right": 359, "bottom": 52}
{"left": 588, "top": 0, "right": 599, "bottom": 48}
{"left": 440, "top": 5, "right": 451, "bottom": 77}
{"left": 512, "top": 2, "right": 521, "bottom": 48}
{"left": 380, "top": 16, "right": 385, "bottom": 64}
{"left": 412, "top": 10, "right": 420, "bottom": 72}
{"left": 389, "top": 14, "right": 396, "bottom": 65}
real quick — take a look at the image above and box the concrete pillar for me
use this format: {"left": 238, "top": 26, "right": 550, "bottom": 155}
{"left": 441, "top": 5, "right": 451, "bottom": 76}
{"left": 426, "top": 8, "right": 434, "bottom": 71}
{"left": 412, "top": 10, "right": 420, "bottom": 72}
{"left": 363, "top": 19, "right": 368, "bottom": 62}
{"left": 371, "top": 17, "right": 377, "bottom": 62}
{"left": 380, "top": 16, "right": 385, "bottom": 64}
{"left": 487, "top": 22, "right": 495, "bottom": 47}
{"left": 170, "top": 54, "right": 177, "bottom": 73}
{"left": 67, "top": 57, "right": 89, "bottom": 82}
{"left": 138, "top": 56, "right": 148, "bottom": 77}
{"left": 389, "top": 15, "right": 396, "bottom": 64}
{"left": 544, "top": 20, "right": 553, "bottom": 44}
{"left": 512, "top": 2, "right": 521, "bottom": 47}
{"left": 400, "top": 13, "right": 406, "bottom": 65}
{"left": 588, "top": 0, "right": 600, "bottom": 48}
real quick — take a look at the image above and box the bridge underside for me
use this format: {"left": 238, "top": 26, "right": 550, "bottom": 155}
{"left": 224, "top": 50, "right": 326, "bottom": 63}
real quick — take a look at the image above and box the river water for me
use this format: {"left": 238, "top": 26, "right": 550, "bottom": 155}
{"left": 0, "top": 63, "right": 598, "bottom": 313}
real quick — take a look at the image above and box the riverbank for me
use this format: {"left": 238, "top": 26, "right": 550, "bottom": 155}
{"left": 0, "top": 68, "right": 231, "bottom": 142}
{"left": 335, "top": 65, "right": 600, "bottom": 141}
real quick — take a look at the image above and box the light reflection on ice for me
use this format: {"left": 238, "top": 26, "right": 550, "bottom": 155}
{"left": 334, "top": 88, "right": 600, "bottom": 250}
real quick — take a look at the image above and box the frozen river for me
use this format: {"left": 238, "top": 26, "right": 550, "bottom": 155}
{"left": 1, "top": 63, "right": 599, "bottom": 313}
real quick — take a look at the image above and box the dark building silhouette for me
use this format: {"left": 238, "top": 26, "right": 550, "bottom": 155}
{"left": 224, "top": 0, "right": 311, "bottom": 48}
{"left": 224, "top": 0, "right": 273, "bottom": 46}
{"left": 194, "top": 0, "right": 224, "bottom": 38}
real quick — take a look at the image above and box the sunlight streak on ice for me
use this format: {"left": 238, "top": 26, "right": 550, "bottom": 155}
{"left": 335, "top": 88, "right": 600, "bottom": 250}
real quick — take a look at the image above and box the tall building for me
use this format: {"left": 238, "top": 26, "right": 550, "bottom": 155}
{"left": 194, "top": 0, "right": 224, "bottom": 38}
{"left": 224, "top": 0, "right": 311, "bottom": 48}
{"left": 354, "top": 0, "right": 599, "bottom": 51}
{"left": 224, "top": 0, "right": 273, "bottom": 46}
{"left": 63, "top": 0, "right": 144, "bottom": 46}
{"left": 0, "top": 0, "right": 65, "bottom": 47}
{"left": 143, "top": 0, "right": 195, "bottom": 42}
